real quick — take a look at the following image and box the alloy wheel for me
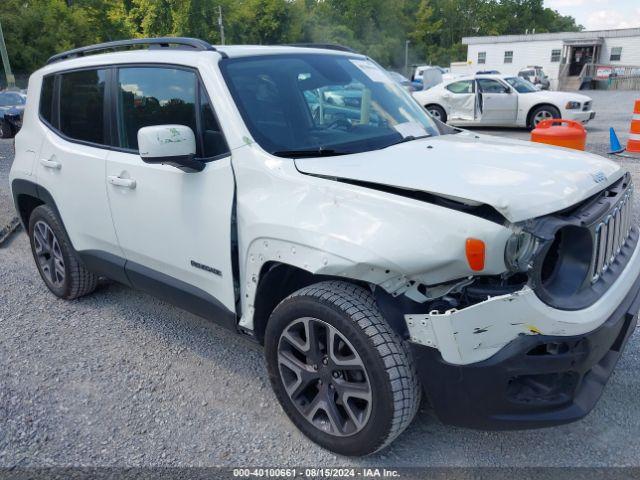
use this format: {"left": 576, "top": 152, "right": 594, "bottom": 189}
{"left": 277, "top": 317, "right": 372, "bottom": 437}
{"left": 533, "top": 109, "right": 554, "bottom": 126}
{"left": 33, "top": 220, "right": 65, "bottom": 287}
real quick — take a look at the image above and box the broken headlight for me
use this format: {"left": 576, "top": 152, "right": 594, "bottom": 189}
{"left": 504, "top": 231, "right": 539, "bottom": 272}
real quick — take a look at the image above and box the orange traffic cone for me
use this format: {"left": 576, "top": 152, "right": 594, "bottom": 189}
{"left": 628, "top": 100, "right": 640, "bottom": 153}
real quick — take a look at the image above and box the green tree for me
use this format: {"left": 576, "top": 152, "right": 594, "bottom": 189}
{"left": 0, "top": 0, "right": 98, "bottom": 73}
{"left": 0, "top": 0, "right": 584, "bottom": 78}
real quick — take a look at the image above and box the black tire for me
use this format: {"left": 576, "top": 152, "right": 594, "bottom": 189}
{"left": 528, "top": 105, "right": 561, "bottom": 129}
{"left": 265, "top": 281, "right": 421, "bottom": 456}
{"left": 0, "top": 120, "right": 9, "bottom": 139}
{"left": 425, "top": 104, "right": 447, "bottom": 123}
{"left": 28, "top": 205, "right": 98, "bottom": 299}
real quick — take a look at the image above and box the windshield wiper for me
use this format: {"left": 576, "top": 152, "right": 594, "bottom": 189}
{"left": 272, "top": 148, "right": 349, "bottom": 158}
{"left": 382, "top": 134, "right": 432, "bottom": 150}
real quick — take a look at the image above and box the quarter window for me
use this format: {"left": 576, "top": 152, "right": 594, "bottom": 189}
{"left": 446, "top": 80, "right": 474, "bottom": 94}
{"left": 551, "top": 49, "right": 561, "bottom": 62}
{"left": 478, "top": 52, "right": 486, "bottom": 64}
{"left": 610, "top": 47, "right": 622, "bottom": 62}
{"left": 59, "top": 69, "right": 107, "bottom": 144}
{"left": 40, "top": 76, "right": 55, "bottom": 124}
{"left": 199, "top": 87, "right": 228, "bottom": 158}
{"left": 504, "top": 51, "right": 513, "bottom": 64}
{"left": 116, "top": 67, "right": 198, "bottom": 151}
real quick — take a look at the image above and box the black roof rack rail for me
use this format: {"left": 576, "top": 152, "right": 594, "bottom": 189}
{"left": 284, "top": 43, "right": 357, "bottom": 53}
{"left": 46, "top": 37, "right": 224, "bottom": 65}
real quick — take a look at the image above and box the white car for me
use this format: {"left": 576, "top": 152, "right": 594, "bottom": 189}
{"left": 10, "top": 39, "right": 639, "bottom": 456}
{"left": 413, "top": 74, "right": 595, "bottom": 128}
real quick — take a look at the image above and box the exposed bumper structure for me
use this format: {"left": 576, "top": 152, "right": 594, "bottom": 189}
{"left": 405, "top": 227, "right": 640, "bottom": 430}
{"left": 406, "top": 233, "right": 640, "bottom": 366}
{"left": 410, "top": 270, "right": 639, "bottom": 430}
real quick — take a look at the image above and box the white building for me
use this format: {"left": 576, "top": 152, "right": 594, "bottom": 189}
{"left": 457, "top": 28, "right": 640, "bottom": 90}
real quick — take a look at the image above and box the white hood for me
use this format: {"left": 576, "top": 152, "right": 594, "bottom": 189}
{"left": 294, "top": 132, "right": 623, "bottom": 223}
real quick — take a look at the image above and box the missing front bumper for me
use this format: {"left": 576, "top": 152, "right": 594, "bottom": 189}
{"left": 409, "top": 269, "right": 640, "bottom": 430}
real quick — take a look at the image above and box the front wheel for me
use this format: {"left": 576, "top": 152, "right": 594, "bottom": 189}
{"left": 265, "top": 281, "right": 421, "bottom": 456}
{"left": 0, "top": 120, "right": 9, "bottom": 139}
{"left": 529, "top": 105, "right": 561, "bottom": 129}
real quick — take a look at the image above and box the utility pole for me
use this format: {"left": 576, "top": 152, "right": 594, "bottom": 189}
{"left": 218, "top": 5, "right": 225, "bottom": 45}
{"left": 0, "top": 19, "right": 15, "bottom": 89}
{"left": 404, "top": 40, "right": 410, "bottom": 78}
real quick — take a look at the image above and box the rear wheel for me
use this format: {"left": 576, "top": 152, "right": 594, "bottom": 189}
{"left": 425, "top": 104, "right": 447, "bottom": 123}
{"left": 28, "top": 205, "right": 98, "bottom": 299}
{"left": 265, "top": 281, "right": 421, "bottom": 456}
{"left": 529, "top": 105, "right": 560, "bottom": 129}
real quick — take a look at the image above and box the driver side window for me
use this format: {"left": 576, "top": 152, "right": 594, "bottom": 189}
{"left": 477, "top": 79, "right": 509, "bottom": 94}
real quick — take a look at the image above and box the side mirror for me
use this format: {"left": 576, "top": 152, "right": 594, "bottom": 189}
{"left": 138, "top": 125, "right": 204, "bottom": 173}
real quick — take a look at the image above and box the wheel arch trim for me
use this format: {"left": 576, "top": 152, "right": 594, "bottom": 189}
{"left": 240, "top": 237, "right": 412, "bottom": 336}
{"left": 11, "top": 179, "right": 64, "bottom": 231}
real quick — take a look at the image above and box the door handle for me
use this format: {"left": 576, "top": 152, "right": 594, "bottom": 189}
{"left": 108, "top": 175, "right": 137, "bottom": 189}
{"left": 40, "top": 158, "right": 61, "bottom": 170}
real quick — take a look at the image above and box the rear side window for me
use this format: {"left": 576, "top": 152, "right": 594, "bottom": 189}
{"left": 59, "top": 69, "right": 107, "bottom": 144}
{"left": 446, "top": 81, "right": 474, "bottom": 94}
{"left": 40, "top": 76, "right": 55, "bottom": 124}
{"left": 116, "top": 67, "right": 198, "bottom": 151}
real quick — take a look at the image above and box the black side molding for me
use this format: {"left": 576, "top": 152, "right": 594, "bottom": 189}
{"left": 78, "top": 250, "right": 131, "bottom": 287}
{"left": 78, "top": 250, "right": 237, "bottom": 332}
{"left": 126, "top": 260, "right": 237, "bottom": 332}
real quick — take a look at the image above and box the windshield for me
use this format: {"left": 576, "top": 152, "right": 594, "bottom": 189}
{"left": 220, "top": 54, "right": 439, "bottom": 157}
{"left": 505, "top": 77, "right": 538, "bottom": 93}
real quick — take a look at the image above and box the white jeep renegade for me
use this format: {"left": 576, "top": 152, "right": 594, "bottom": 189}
{"left": 9, "top": 38, "right": 640, "bottom": 456}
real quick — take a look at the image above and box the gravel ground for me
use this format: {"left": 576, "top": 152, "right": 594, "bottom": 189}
{"left": 0, "top": 140, "right": 15, "bottom": 228}
{"left": 1, "top": 90, "right": 640, "bottom": 468}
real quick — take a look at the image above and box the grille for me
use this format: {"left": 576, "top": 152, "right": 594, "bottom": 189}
{"left": 582, "top": 101, "right": 592, "bottom": 112}
{"left": 591, "top": 185, "right": 635, "bottom": 282}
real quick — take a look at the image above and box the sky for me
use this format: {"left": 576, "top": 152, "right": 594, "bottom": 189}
{"left": 544, "top": 0, "right": 640, "bottom": 31}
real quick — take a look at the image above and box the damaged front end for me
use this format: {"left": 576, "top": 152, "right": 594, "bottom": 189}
{"left": 392, "top": 173, "right": 640, "bottom": 430}
{"left": 396, "top": 173, "right": 639, "bottom": 365}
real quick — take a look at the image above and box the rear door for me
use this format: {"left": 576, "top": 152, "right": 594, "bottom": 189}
{"left": 35, "top": 68, "right": 121, "bottom": 257}
{"left": 104, "top": 65, "right": 237, "bottom": 321}
{"left": 476, "top": 78, "right": 517, "bottom": 125}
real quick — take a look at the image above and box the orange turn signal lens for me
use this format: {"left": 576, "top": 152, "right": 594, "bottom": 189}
{"left": 466, "top": 238, "right": 485, "bottom": 271}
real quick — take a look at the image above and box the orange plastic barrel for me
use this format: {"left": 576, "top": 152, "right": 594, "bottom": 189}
{"left": 530, "top": 119, "right": 586, "bottom": 151}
